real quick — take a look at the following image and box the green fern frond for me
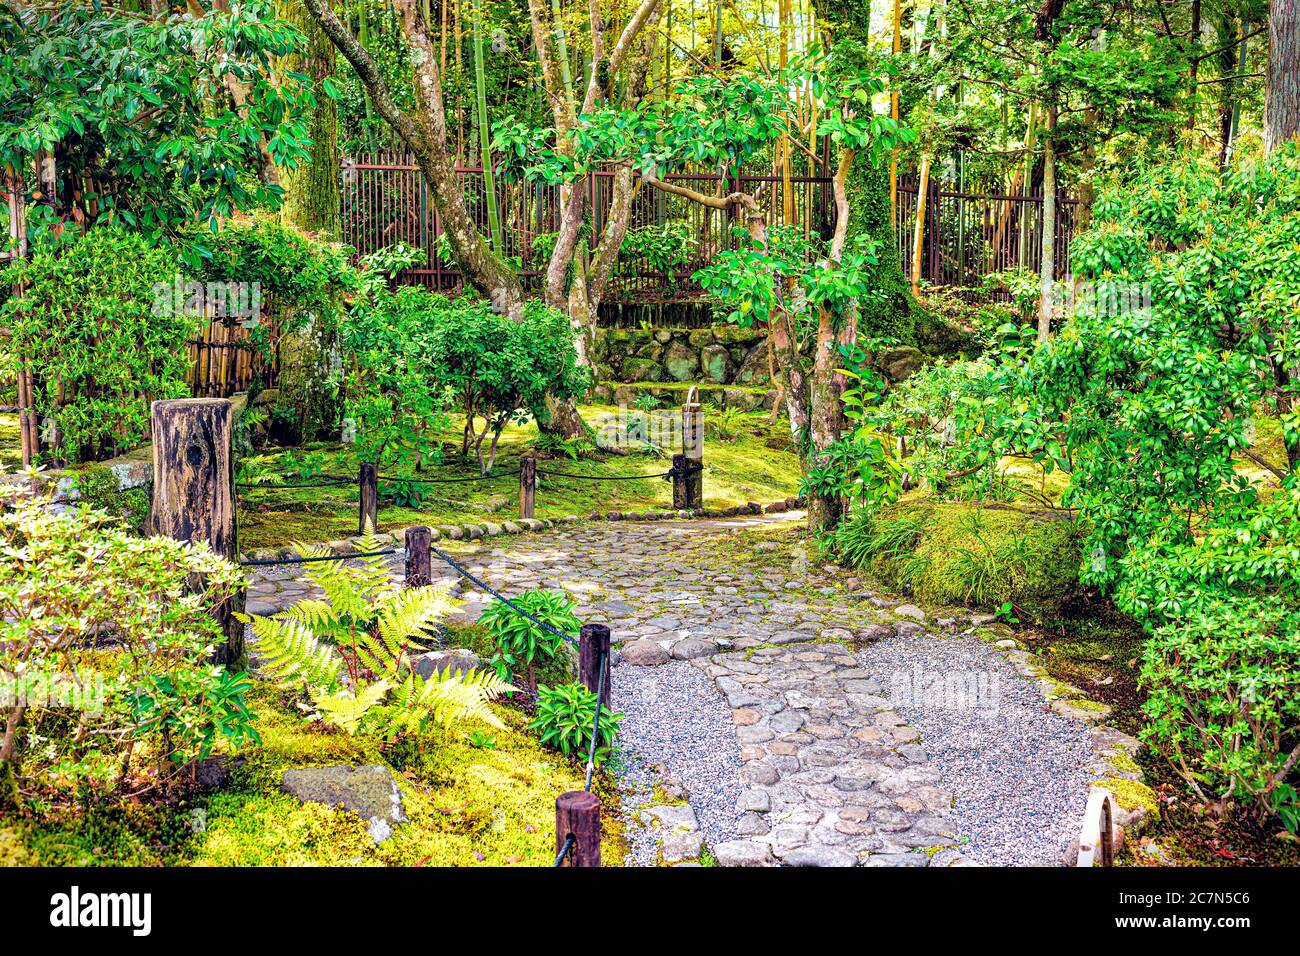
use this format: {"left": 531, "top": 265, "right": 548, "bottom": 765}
{"left": 311, "top": 679, "right": 393, "bottom": 734}
{"left": 294, "top": 541, "right": 390, "bottom": 623}
{"left": 391, "top": 666, "right": 514, "bottom": 732}
{"left": 247, "top": 614, "right": 343, "bottom": 692}
{"left": 280, "top": 598, "right": 346, "bottom": 639}
{"left": 376, "top": 583, "right": 455, "bottom": 654}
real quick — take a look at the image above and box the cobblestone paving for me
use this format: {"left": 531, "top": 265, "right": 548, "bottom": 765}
{"left": 246, "top": 513, "right": 1093, "bottom": 867}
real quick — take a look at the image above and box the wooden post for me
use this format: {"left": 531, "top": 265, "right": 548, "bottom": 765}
{"left": 519, "top": 455, "right": 536, "bottom": 519}
{"left": 149, "top": 398, "right": 244, "bottom": 668}
{"left": 358, "top": 461, "right": 378, "bottom": 534}
{"left": 404, "top": 525, "right": 432, "bottom": 588}
{"left": 672, "top": 453, "right": 690, "bottom": 510}
{"left": 555, "top": 790, "right": 601, "bottom": 867}
{"left": 681, "top": 391, "right": 704, "bottom": 510}
{"left": 579, "top": 623, "right": 611, "bottom": 705}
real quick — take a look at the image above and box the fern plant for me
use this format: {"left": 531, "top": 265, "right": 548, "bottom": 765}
{"left": 241, "top": 531, "right": 514, "bottom": 737}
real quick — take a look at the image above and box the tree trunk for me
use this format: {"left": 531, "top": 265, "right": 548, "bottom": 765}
{"left": 303, "top": 0, "right": 524, "bottom": 314}
{"left": 910, "top": 152, "right": 931, "bottom": 295}
{"left": 819, "top": 0, "right": 916, "bottom": 343}
{"left": 278, "top": 0, "right": 342, "bottom": 443}
{"left": 149, "top": 399, "right": 245, "bottom": 669}
{"left": 1037, "top": 106, "right": 1057, "bottom": 344}
{"left": 1265, "top": 0, "right": 1300, "bottom": 153}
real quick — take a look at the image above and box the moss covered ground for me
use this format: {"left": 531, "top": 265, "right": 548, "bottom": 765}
{"left": 235, "top": 404, "right": 801, "bottom": 550}
{"left": 0, "top": 412, "right": 20, "bottom": 470}
{"left": 0, "top": 679, "right": 625, "bottom": 867}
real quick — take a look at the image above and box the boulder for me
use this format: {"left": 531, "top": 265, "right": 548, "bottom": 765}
{"left": 662, "top": 341, "right": 701, "bottom": 382}
{"left": 281, "top": 765, "right": 407, "bottom": 843}
{"left": 622, "top": 357, "right": 665, "bottom": 382}
{"left": 876, "top": 345, "right": 926, "bottom": 382}
{"left": 620, "top": 639, "right": 671, "bottom": 665}
{"left": 734, "top": 342, "right": 772, "bottom": 385}
{"left": 700, "top": 343, "right": 734, "bottom": 384}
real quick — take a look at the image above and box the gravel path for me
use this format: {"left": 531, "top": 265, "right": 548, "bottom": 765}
{"left": 857, "top": 632, "right": 1093, "bottom": 865}
{"left": 247, "top": 513, "right": 1101, "bottom": 866}
{"left": 613, "top": 660, "right": 743, "bottom": 864}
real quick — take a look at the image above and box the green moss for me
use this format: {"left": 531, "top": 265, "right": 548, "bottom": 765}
{"left": 1095, "top": 777, "right": 1160, "bottom": 817}
{"left": 7, "top": 684, "right": 623, "bottom": 867}
{"left": 237, "top": 405, "right": 801, "bottom": 551}
{"left": 1108, "top": 749, "right": 1143, "bottom": 777}
{"left": 68, "top": 463, "right": 151, "bottom": 533}
{"left": 853, "top": 500, "right": 1086, "bottom": 618}
{"left": 0, "top": 412, "right": 20, "bottom": 470}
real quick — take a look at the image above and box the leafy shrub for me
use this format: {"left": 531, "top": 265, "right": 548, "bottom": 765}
{"left": 479, "top": 588, "right": 580, "bottom": 690}
{"left": 338, "top": 250, "right": 454, "bottom": 469}
{"left": 706, "top": 407, "right": 750, "bottom": 443}
{"left": 425, "top": 298, "right": 590, "bottom": 473}
{"left": 1119, "top": 491, "right": 1300, "bottom": 829}
{"left": 530, "top": 683, "right": 621, "bottom": 766}
{"left": 242, "top": 534, "right": 513, "bottom": 738}
{"left": 1140, "top": 602, "right": 1300, "bottom": 832}
{"left": 1, "top": 229, "right": 194, "bottom": 462}
{"left": 1013, "top": 147, "right": 1300, "bottom": 828}
{"left": 382, "top": 477, "right": 427, "bottom": 509}
{"left": 619, "top": 220, "right": 696, "bottom": 285}
{"left": 0, "top": 481, "right": 253, "bottom": 802}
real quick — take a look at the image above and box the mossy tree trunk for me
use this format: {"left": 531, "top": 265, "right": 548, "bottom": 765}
{"left": 822, "top": 0, "right": 917, "bottom": 344}
{"left": 278, "top": 0, "right": 343, "bottom": 443}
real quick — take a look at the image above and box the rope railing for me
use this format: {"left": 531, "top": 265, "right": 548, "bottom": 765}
{"left": 415, "top": 532, "right": 610, "bottom": 868}
{"left": 237, "top": 548, "right": 399, "bottom": 568}
{"left": 150, "top": 398, "right": 699, "bottom": 865}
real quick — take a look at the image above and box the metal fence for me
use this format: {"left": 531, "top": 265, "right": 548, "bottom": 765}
{"left": 340, "top": 152, "right": 837, "bottom": 303}
{"left": 186, "top": 161, "right": 1077, "bottom": 396}
{"left": 341, "top": 156, "right": 1075, "bottom": 301}
{"left": 894, "top": 178, "right": 1080, "bottom": 288}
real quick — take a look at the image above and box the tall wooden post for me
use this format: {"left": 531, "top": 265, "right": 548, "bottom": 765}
{"left": 358, "top": 461, "right": 378, "bottom": 533}
{"left": 149, "top": 398, "right": 244, "bottom": 668}
{"left": 404, "top": 525, "right": 432, "bottom": 588}
{"left": 681, "top": 393, "right": 704, "bottom": 509}
{"left": 579, "top": 623, "right": 611, "bottom": 705}
{"left": 519, "top": 455, "right": 536, "bottom": 519}
{"left": 555, "top": 790, "right": 601, "bottom": 867}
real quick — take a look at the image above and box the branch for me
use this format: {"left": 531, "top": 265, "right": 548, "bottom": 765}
{"left": 300, "top": 0, "right": 421, "bottom": 151}
{"left": 1239, "top": 448, "right": 1287, "bottom": 483}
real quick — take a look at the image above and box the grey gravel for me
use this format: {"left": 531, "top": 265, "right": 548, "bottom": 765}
{"left": 613, "top": 659, "right": 742, "bottom": 864}
{"left": 856, "top": 631, "right": 1092, "bottom": 866}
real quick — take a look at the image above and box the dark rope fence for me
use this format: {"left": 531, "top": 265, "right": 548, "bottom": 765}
{"left": 151, "top": 399, "right": 695, "bottom": 864}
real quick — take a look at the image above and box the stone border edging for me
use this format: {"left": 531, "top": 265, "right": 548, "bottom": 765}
{"left": 237, "top": 495, "right": 806, "bottom": 563}
{"left": 975, "top": 628, "right": 1156, "bottom": 865}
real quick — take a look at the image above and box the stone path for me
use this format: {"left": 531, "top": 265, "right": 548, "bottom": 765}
{"left": 246, "top": 513, "right": 1097, "bottom": 867}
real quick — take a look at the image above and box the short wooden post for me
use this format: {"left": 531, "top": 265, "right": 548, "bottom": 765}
{"left": 404, "top": 526, "right": 432, "bottom": 588}
{"left": 519, "top": 455, "right": 536, "bottom": 519}
{"left": 579, "top": 623, "right": 611, "bottom": 705}
{"left": 358, "top": 461, "right": 378, "bottom": 534}
{"left": 682, "top": 396, "right": 704, "bottom": 460}
{"left": 555, "top": 790, "right": 601, "bottom": 867}
{"left": 149, "top": 398, "right": 244, "bottom": 668}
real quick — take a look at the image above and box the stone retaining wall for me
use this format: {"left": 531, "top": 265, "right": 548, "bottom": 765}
{"left": 592, "top": 325, "right": 771, "bottom": 387}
